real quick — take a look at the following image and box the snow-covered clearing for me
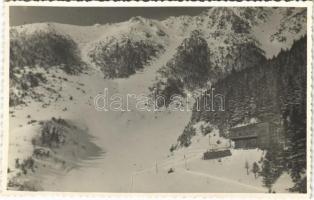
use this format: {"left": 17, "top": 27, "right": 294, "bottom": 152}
{"left": 130, "top": 149, "right": 267, "bottom": 193}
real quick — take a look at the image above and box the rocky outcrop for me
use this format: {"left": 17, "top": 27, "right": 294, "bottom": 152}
{"left": 10, "top": 29, "right": 85, "bottom": 75}
{"left": 7, "top": 118, "right": 103, "bottom": 191}
{"left": 88, "top": 38, "right": 164, "bottom": 78}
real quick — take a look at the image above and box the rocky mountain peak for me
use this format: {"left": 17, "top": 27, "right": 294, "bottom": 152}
{"left": 129, "top": 16, "right": 148, "bottom": 24}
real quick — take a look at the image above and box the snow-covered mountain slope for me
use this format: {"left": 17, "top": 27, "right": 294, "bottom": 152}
{"left": 8, "top": 53, "right": 194, "bottom": 191}
{"left": 164, "top": 7, "right": 305, "bottom": 68}
{"left": 270, "top": 8, "right": 307, "bottom": 43}
{"left": 8, "top": 7, "right": 306, "bottom": 192}
{"left": 10, "top": 7, "right": 307, "bottom": 71}
{"left": 12, "top": 18, "right": 169, "bottom": 51}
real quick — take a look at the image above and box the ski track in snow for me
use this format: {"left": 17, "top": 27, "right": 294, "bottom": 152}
{"left": 177, "top": 169, "right": 265, "bottom": 192}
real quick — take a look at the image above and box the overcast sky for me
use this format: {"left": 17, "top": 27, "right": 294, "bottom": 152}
{"left": 10, "top": 7, "right": 208, "bottom": 26}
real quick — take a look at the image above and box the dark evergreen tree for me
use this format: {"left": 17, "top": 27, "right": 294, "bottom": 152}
{"left": 182, "top": 36, "right": 307, "bottom": 193}
{"left": 89, "top": 38, "right": 163, "bottom": 78}
{"left": 252, "top": 162, "right": 260, "bottom": 178}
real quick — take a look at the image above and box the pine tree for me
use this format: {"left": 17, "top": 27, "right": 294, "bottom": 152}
{"left": 260, "top": 159, "right": 273, "bottom": 192}
{"left": 252, "top": 162, "right": 260, "bottom": 178}
{"left": 245, "top": 161, "right": 249, "bottom": 175}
